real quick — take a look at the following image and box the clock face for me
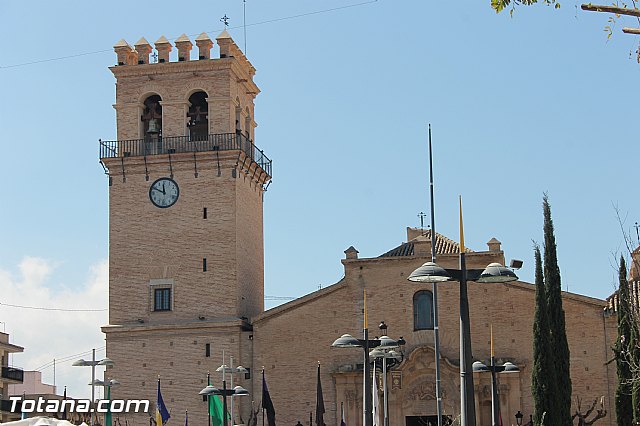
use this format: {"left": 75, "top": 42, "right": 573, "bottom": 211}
{"left": 149, "top": 178, "right": 179, "bottom": 208}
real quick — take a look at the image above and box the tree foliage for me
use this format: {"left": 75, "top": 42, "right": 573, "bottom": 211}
{"left": 542, "top": 194, "right": 573, "bottom": 425}
{"left": 614, "top": 256, "right": 634, "bottom": 425}
{"left": 491, "top": 0, "right": 560, "bottom": 15}
{"left": 531, "top": 243, "right": 554, "bottom": 424}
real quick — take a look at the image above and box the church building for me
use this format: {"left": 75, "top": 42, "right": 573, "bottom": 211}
{"left": 100, "top": 30, "right": 618, "bottom": 426}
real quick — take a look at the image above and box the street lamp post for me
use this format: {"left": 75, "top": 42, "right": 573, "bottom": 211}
{"left": 331, "top": 329, "right": 403, "bottom": 426}
{"left": 92, "top": 379, "right": 120, "bottom": 426}
{"left": 472, "top": 359, "right": 519, "bottom": 426}
{"left": 72, "top": 349, "right": 115, "bottom": 426}
{"left": 216, "top": 357, "right": 248, "bottom": 425}
{"left": 369, "top": 346, "right": 402, "bottom": 426}
{"left": 200, "top": 382, "right": 249, "bottom": 426}
{"left": 408, "top": 209, "right": 519, "bottom": 426}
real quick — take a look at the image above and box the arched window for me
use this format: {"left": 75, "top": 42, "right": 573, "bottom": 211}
{"left": 413, "top": 290, "right": 434, "bottom": 330}
{"left": 187, "top": 91, "right": 208, "bottom": 140}
{"left": 141, "top": 95, "right": 162, "bottom": 138}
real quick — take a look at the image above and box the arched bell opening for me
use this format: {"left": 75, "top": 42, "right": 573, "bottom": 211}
{"left": 187, "top": 91, "right": 208, "bottom": 141}
{"left": 141, "top": 95, "right": 163, "bottom": 138}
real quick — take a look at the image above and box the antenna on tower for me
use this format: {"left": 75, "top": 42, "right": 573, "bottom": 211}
{"left": 243, "top": 0, "right": 248, "bottom": 54}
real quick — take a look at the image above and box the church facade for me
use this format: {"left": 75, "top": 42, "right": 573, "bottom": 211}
{"left": 100, "top": 30, "right": 618, "bottom": 426}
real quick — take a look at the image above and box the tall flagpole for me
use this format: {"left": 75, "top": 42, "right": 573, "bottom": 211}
{"left": 428, "top": 124, "right": 444, "bottom": 426}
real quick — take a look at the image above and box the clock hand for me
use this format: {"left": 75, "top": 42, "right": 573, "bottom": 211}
{"left": 162, "top": 183, "right": 166, "bottom": 195}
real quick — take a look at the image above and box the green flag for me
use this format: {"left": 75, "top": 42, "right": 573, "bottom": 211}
{"left": 208, "top": 374, "right": 224, "bottom": 426}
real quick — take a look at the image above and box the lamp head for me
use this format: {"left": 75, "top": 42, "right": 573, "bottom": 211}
{"left": 369, "top": 349, "right": 385, "bottom": 360}
{"left": 378, "top": 335, "right": 399, "bottom": 349}
{"left": 407, "top": 262, "right": 451, "bottom": 283}
{"left": 515, "top": 410, "right": 524, "bottom": 426}
{"left": 72, "top": 359, "right": 88, "bottom": 367}
{"left": 233, "top": 386, "right": 249, "bottom": 396}
{"left": 331, "top": 334, "right": 362, "bottom": 348}
{"left": 199, "top": 385, "right": 220, "bottom": 396}
{"left": 472, "top": 361, "right": 489, "bottom": 372}
{"left": 477, "top": 263, "right": 518, "bottom": 283}
{"left": 501, "top": 361, "right": 519, "bottom": 373}
{"left": 98, "top": 358, "right": 115, "bottom": 367}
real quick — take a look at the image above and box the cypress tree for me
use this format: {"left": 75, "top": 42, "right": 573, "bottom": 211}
{"left": 531, "top": 244, "right": 554, "bottom": 424}
{"left": 614, "top": 255, "right": 634, "bottom": 426}
{"left": 542, "top": 195, "right": 572, "bottom": 425}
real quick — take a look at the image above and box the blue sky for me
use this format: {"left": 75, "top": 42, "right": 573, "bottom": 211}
{"left": 1, "top": 0, "right": 639, "bottom": 399}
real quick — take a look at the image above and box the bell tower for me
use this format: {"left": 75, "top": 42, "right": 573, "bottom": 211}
{"left": 101, "top": 30, "right": 271, "bottom": 422}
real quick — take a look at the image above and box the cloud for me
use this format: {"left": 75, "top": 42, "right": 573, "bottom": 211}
{"left": 1, "top": 257, "right": 108, "bottom": 400}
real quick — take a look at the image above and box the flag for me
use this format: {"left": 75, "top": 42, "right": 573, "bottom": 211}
{"left": 262, "top": 369, "right": 276, "bottom": 426}
{"left": 315, "top": 363, "right": 325, "bottom": 426}
{"left": 184, "top": 410, "right": 188, "bottom": 426}
{"left": 372, "top": 368, "right": 379, "bottom": 426}
{"left": 156, "top": 378, "right": 171, "bottom": 426}
{"left": 340, "top": 402, "right": 346, "bottom": 426}
{"left": 208, "top": 373, "right": 224, "bottom": 426}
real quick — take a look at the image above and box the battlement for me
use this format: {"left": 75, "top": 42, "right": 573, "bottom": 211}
{"left": 112, "top": 30, "right": 255, "bottom": 77}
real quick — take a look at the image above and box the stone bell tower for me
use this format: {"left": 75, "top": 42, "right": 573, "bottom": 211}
{"left": 101, "top": 30, "right": 271, "bottom": 423}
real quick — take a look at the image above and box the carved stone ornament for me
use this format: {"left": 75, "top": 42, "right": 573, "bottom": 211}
{"left": 391, "top": 371, "right": 402, "bottom": 390}
{"left": 407, "top": 381, "right": 436, "bottom": 401}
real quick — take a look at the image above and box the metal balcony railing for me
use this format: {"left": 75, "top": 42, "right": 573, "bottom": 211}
{"left": 1, "top": 366, "right": 23, "bottom": 382}
{"left": 99, "top": 133, "right": 272, "bottom": 177}
{"left": 0, "top": 398, "right": 21, "bottom": 413}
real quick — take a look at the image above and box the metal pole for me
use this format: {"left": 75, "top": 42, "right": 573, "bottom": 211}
{"left": 230, "top": 357, "right": 235, "bottom": 426}
{"left": 91, "top": 349, "right": 96, "bottom": 426}
{"left": 459, "top": 252, "right": 476, "bottom": 426}
{"left": 428, "top": 124, "right": 444, "bottom": 426}
{"left": 363, "top": 328, "right": 372, "bottom": 426}
{"left": 382, "top": 356, "right": 388, "bottom": 426}
{"left": 490, "top": 357, "right": 499, "bottom": 426}
{"left": 222, "top": 380, "right": 229, "bottom": 426}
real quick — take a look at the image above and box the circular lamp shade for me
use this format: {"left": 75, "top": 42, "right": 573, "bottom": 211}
{"left": 502, "top": 361, "right": 519, "bottom": 373}
{"left": 235, "top": 365, "right": 248, "bottom": 373}
{"left": 378, "top": 335, "right": 399, "bottom": 349}
{"left": 199, "top": 385, "right": 221, "bottom": 396}
{"left": 369, "top": 348, "right": 385, "bottom": 359}
{"left": 98, "top": 358, "right": 115, "bottom": 367}
{"left": 407, "top": 262, "right": 451, "bottom": 283}
{"left": 477, "top": 263, "right": 518, "bottom": 283}
{"left": 72, "top": 359, "right": 89, "bottom": 367}
{"left": 233, "top": 385, "right": 249, "bottom": 396}
{"left": 387, "top": 350, "right": 402, "bottom": 361}
{"left": 332, "top": 334, "right": 362, "bottom": 348}
{"left": 472, "top": 361, "right": 489, "bottom": 372}
{"left": 216, "top": 364, "right": 229, "bottom": 373}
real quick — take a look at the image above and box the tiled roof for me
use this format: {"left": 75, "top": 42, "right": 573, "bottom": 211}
{"left": 379, "top": 230, "right": 472, "bottom": 258}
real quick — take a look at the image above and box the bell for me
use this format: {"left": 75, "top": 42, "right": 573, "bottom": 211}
{"left": 147, "top": 119, "right": 160, "bottom": 134}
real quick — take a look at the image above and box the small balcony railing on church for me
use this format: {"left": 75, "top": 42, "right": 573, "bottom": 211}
{"left": 99, "top": 133, "right": 272, "bottom": 177}
{"left": 1, "top": 366, "right": 23, "bottom": 383}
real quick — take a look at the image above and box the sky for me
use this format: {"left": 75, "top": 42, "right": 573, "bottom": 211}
{"left": 1, "top": 0, "right": 639, "bottom": 401}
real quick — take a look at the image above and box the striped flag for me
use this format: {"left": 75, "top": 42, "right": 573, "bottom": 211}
{"left": 156, "top": 378, "right": 171, "bottom": 426}
{"left": 340, "top": 402, "right": 346, "bottom": 426}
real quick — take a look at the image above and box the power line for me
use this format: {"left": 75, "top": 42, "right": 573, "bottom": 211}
{"left": 0, "top": 301, "right": 107, "bottom": 312}
{"left": 0, "top": 0, "right": 378, "bottom": 70}
{"left": 33, "top": 347, "right": 106, "bottom": 372}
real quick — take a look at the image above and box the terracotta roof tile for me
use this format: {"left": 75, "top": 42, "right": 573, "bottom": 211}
{"left": 379, "top": 230, "right": 472, "bottom": 258}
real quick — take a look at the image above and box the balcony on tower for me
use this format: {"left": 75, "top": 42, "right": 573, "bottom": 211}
{"left": 99, "top": 132, "right": 271, "bottom": 178}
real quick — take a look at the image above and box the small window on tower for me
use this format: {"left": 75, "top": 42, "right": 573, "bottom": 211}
{"left": 203, "top": 207, "right": 208, "bottom": 219}
{"left": 203, "top": 258, "right": 207, "bottom": 272}
{"left": 154, "top": 288, "right": 171, "bottom": 311}
{"left": 205, "top": 343, "right": 211, "bottom": 357}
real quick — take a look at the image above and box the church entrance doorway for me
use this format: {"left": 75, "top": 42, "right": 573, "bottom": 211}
{"left": 405, "top": 415, "right": 452, "bottom": 426}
